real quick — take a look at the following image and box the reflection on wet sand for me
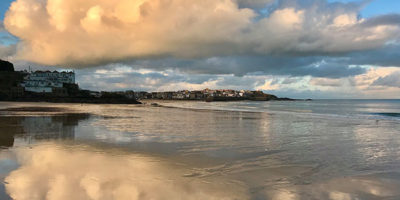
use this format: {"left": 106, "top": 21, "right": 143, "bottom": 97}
{"left": 0, "top": 118, "right": 24, "bottom": 148}
{"left": 1, "top": 102, "right": 400, "bottom": 199}
{"left": 261, "top": 172, "right": 400, "bottom": 200}
{"left": 5, "top": 143, "right": 249, "bottom": 200}
{"left": 92, "top": 106, "right": 272, "bottom": 146}
{"left": 0, "top": 110, "right": 90, "bottom": 148}
{"left": 5, "top": 142, "right": 400, "bottom": 200}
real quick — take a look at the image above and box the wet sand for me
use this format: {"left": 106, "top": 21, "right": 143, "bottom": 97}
{"left": 0, "top": 102, "right": 400, "bottom": 199}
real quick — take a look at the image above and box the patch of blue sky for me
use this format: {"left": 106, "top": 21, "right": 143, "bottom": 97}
{"left": 250, "top": 0, "right": 399, "bottom": 21}
{"left": 0, "top": 32, "right": 18, "bottom": 46}
{"left": 0, "top": 0, "right": 18, "bottom": 46}
{"left": 0, "top": 0, "right": 14, "bottom": 20}
{"left": 328, "top": 0, "right": 400, "bottom": 18}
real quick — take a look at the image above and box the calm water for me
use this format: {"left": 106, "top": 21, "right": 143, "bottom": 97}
{"left": 0, "top": 100, "right": 400, "bottom": 200}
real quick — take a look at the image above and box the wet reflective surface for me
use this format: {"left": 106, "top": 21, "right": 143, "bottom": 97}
{"left": 0, "top": 100, "right": 400, "bottom": 200}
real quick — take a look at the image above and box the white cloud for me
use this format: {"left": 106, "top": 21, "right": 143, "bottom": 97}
{"left": 305, "top": 67, "right": 400, "bottom": 98}
{"left": 3, "top": 0, "right": 400, "bottom": 66}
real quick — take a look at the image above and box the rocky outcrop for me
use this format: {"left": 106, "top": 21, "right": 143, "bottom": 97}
{"left": 0, "top": 60, "right": 14, "bottom": 72}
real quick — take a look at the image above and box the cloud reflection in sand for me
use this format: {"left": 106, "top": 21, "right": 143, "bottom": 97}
{"left": 5, "top": 143, "right": 249, "bottom": 200}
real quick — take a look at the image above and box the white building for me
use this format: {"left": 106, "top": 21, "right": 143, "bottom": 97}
{"left": 21, "top": 71, "right": 75, "bottom": 93}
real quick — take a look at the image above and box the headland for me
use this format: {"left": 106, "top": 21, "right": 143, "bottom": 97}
{"left": 0, "top": 59, "right": 299, "bottom": 104}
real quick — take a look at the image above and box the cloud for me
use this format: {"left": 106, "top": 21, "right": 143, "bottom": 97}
{"left": 76, "top": 65, "right": 276, "bottom": 92}
{"left": 5, "top": 143, "right": 249, "bottom": 200}
{"left": 372, "top": 71, "right": 400, "bottom": 88}
{"left": 236, "top": 0, "right": 273, "bottom": 9}
{"left": 3, "top": 0, "right": 400, "bottom": 67}
{"left": 4, "top": 0, "right": 255, "bottom": 66}
{"left": 0, "top": 20, "right": 18, "bottom": 59}
{"left": 72, "top": 64, "right": 400, "bottom": 99}
{"left": 360, "top": 14, "right": 400, "bottom": 28}
{"left": 0, "top": 44, "right": 16, "bottom": 59}
{"left": 281, "top": 77, "right": 301, "bottom": 85}
{"left": 123, "top": 55, "right": 367, "bottom": 78}
{"left": 0, "top": 21, "right": 5, "bottom": 32}
{"left": 310, "top": 78, "right": 344, "bottom": 87}
{"left": 4, "top": 0, "right": 400, "bottom": 98}
{"left": 302, "top": 67, "right": 400, "bottom": 98}
{"left": 340, "top": 44, "right": 400, "bottom": 67}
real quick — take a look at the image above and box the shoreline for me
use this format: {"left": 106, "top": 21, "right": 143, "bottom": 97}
{"left": 0, "top": 97, "right": 307, "bottom": 105}
{"left": 0, "top": 97, "right": 142, "bottom": 104}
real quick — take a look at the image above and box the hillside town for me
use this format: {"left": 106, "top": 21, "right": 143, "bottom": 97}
{"left": 133, "top": 89, "right": 290, "bottom": 101}
{"left": 0, "top": 60, "right": 292, "bottom": 103}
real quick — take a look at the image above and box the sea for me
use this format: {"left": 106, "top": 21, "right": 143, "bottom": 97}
{"left": 0, "top": 99, "right": 400, "bottom": 200}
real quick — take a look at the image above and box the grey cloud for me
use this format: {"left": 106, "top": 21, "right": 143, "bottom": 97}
{"left": 11, "top": 46, "right": 381, "bottom": 79}
{"left": 360, "top": 14, "right": 400, "bottom": 28}
{"left": 126, "top": 55, "right": 366, "bottom": 78}
{"left": 123, "top": 42, "right": 400, "bottom": 79}
{"left": 214, "top": 75, "right": 264, "bottom": 89}
{"left": 275, "top": 0, "right": 371, "bottom": 12}
{"left": 75, "top": 64, "right": 275, "bottom": 92}
{"left": 281, "top": 77, "right": 301, "bottom": 84}
{"left": 76, "top": 66, "right": 216, "bottom": 91}
{"left": 372, "top": 71, "right": 400, "bottom": 88}
{"left": 0, "top": 44, "right": 16, "bottom": 59}
{"left": 236, "top": 0, "right": 274, "bottom": 9}
{"left": 340, "top": 44, "right": 400, "bottom": 67}
{"left": 291, "top": 63, "right": 366, "bottom": 78}
{"left": 310, "top": 78, "right": 344, "bottom": 87}
{"left": 0, "top": 21, "right": 4, "bottom": 32}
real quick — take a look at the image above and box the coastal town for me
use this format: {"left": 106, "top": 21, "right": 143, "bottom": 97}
{"left": 0, "top": 59, "right": 293, "bottom": 103}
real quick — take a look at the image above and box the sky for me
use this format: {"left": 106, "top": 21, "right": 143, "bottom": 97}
{"left": 0, "top": 0, "right": 400, "bottom": 99}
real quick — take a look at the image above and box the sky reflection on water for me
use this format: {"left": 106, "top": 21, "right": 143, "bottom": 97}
{"left": 5, "top": 143, "right": 249, "bottom": 200}
{"left": 0, "top": 101, "right": 400, "bottom": 199}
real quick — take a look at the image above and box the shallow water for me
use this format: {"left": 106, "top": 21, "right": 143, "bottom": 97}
{"left": 0, "top": 100, "right": 400, "bottom": 200}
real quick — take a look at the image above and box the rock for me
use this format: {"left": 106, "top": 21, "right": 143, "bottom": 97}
{"left": 0, "top": 60, "right": 14, "bottom": 72}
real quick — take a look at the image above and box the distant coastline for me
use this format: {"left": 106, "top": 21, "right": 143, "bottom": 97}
{"left": 0, "top": 59, "right": 302, "bottom": 104}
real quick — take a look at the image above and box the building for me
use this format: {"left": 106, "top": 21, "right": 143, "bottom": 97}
{"left": 21, "top": 71, "right": 75, "bottom": 93}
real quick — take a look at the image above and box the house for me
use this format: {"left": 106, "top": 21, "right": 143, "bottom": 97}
{"left": 21, "top": 71, "right": 75, "bottom": 93}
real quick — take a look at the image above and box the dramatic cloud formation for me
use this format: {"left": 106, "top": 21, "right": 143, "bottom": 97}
{"left": 4, "top": 0, "right": 400, "bottom": 66}
{"left": 6, "top": 143, "right": 249, "bottom": 200}
{"left": 2, "top": 0, "right": 400, "bottom": 98}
